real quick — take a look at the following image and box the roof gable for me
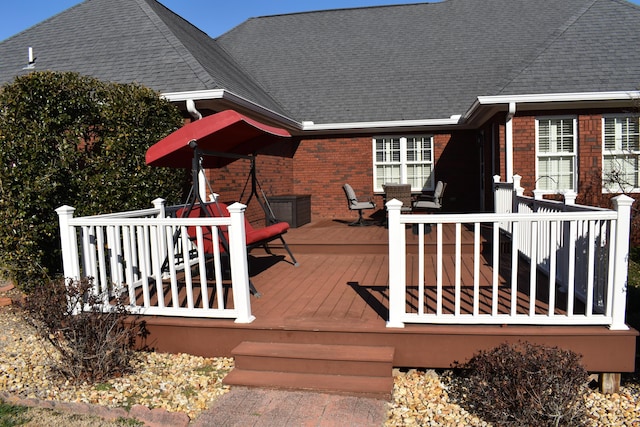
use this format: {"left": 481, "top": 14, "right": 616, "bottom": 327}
{"left": 500, "top": 0, "right": 640, "bottom": 95}
{"left": 1, "top": 0, "right": 639, "bottom": 126}
{"left": 217, "top": 0, "right": 640, "bottom": 123}
{"left": 0, "top": 0, "right": 287, "bottom": 116}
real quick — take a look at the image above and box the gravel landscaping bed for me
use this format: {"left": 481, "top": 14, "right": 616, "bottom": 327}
{"left": 1, "top": 285, "right": 639, "bottom": 426}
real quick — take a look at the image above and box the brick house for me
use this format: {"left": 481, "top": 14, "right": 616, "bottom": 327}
{"left": 1, "top": 0, "right": 639, "bottom": 225}
{"left": 7, "top": 0, "right": 638, "bottom": 389}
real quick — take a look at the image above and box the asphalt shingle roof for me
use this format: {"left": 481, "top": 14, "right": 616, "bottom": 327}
{"left": 0, "top": 0, "right": 287, "bottom": 115}
{"left": 1, "top": 0, "right": 639, "bottom": 125}
{"left": 218, "top": 0, "right": 640, "bottom": 123}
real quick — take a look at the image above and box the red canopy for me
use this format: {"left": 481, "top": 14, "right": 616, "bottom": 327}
{"left": 145, "top": 110, "right": 291, "bottom": 168}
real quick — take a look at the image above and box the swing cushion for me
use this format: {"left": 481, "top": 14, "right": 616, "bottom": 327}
{"left": 178, "top": 202, "right": 290, "bottom": 254}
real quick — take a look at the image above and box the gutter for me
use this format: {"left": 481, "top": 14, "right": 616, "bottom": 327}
{"left": 300, "top": 115, "right": 462, "bottom": 132}
{"left": 465, "top": 90, "right": 640, "bottom": 122}
{"left": 164, "top": 89, "right": 640, "bottom": 135}
{"left": 162, "top": 89, "right": 302, "bottom": 130}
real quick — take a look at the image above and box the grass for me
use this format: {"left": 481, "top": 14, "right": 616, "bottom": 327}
{"left": 0, "top": 400, "right": 29, "bottom": 427}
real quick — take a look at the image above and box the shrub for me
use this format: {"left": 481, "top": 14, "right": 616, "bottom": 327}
{"left": 0, "top": 71, "right": 188, "bottom": 291}
{"left": 452, "top": 341, "right": 589, "bottom": 426}
{"left": 24, "top": 277, "right": 145, "bottom": 383}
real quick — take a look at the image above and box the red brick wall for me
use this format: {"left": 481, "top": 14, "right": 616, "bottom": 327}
{"left": 292, "top": 136, "right": 375, "bottom": 219}
{"left": 198, "top": 132, "right": 485, "bottom": 222}
{"left": 512, "top": 115, "right": 536, "bottom": 193}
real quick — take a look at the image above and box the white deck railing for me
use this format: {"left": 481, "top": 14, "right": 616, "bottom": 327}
{"left": 56, "top": 199, "right": 254, "bottom": 323}
{"left": 386, "top": 181, "right": 633, "bottom": 330}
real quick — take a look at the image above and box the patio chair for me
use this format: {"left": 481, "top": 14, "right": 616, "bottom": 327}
{"left": 413, "top": 181, "right": 447, "bottom": 211}
{"left": 343, "top": 183, "right": 376, "bottom": 226}
{"left": 383, "top": 183, "right": 412, "bottom": 212}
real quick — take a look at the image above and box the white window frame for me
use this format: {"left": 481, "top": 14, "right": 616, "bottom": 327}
{"left": 372, "top": 135, "right": 434, "bottom": 192}
{"left": 602, "top": 114, "right": 640, "bottom": 193}
{"left": 535, "top": 116, "right": 577, "bottom": 194}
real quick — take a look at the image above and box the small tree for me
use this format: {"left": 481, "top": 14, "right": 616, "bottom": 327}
{"left": 0, "top": 71, "right": 187, "bottom": 291}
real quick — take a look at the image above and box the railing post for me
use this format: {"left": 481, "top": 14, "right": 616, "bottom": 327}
{"left": 227, "top": 202, "right": 255, "bottom": 324}
{"left": 152, "top": 198, "right": 166, "bottom": 218}
{"left": 56, "top": 205, "right": 80, "bottom": 280}
{"left": 386, "top": 199, "right": 406, "bottom": 328}
{"left": 563, "top": 190, "right": 576, "bottom": 206}
{"left": 512, "top": 174, "right": 524, "bottom": 197}
{"left": 610, "top": 195, "right": 634, "bottom": 330}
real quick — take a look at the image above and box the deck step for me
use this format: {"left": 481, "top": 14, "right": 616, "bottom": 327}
{"left": 224, "top": 342, "right": 395, "bottom": 399}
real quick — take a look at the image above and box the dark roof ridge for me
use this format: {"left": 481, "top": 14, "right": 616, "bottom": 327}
{"left": 222, "top": 1, "right": 433, "bottom": 38}
{"left": 497, "top": 0, "right": 599, "bottom": 95}
{"left": 252, "top": 1, "right": 432, "bottom": 21}
{"left": 210, "top": 39, "right": 296, "bottom": 118}
{"left": 136, "top": 0, "right": 219, "bottom": 89}
{"left": 144, "top": 0, "right": 291, "bottom": 115}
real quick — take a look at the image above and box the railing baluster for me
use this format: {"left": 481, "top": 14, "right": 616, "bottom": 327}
{"left": 492, "top": 221, "right": 499, "bottom": 316}
{"left": 548, "top": 221, "right": 557, "bottom": 317}
{"left": 122, "top": 225, "right": 136, "bottom": 305}
{"left": 165, "top": 225, "right": 179, "bottom": 308}
{"left": 586, "top": 220, "right": 595, "bottom": 317}
{"left": 211, "top": 225, "right": 224, "bottom": 310}
{"left": 454, "top": 223, "right": 461, "bottom": 316}
{"left": 473, "top": 222, "right": 480, "bottom": 317}
{"left": 418, "top": 223, "right": 425, "bottom": 316}
{"left": 180, "top": 225, "right": 194, "bottom": 309}
{"left": 151, "top": 225, "right": 165, "bottom": 308}
{"left": 510, "top": 220, "right": 519, "bottom": 317}
{"left": 529, "top": 221, "right": 538, "bottom": 317}
{"left": 195, "top": 226, "right": 210, "bottom": 309}
{"left": 139, "top": 225, "right": 151, "bottom": 308}
{"left": 96, "top": 226, "right": 108, "bottom": 299}
{"left": 566, "top": 220, "right": 577, "bottom": 316}
{"left": 436, "top": 223, "right": 443, "bottom": 316}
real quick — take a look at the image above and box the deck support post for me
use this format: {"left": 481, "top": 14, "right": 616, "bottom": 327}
{"left": 55, "top": 205, "right": 80, "bottom": 280}
{"left": 227, "top": 202, "right": 255, "bottom": 324}
{"left": 610, "top": 195, "right": 633, "bottom": 330}
{"left": 599, "top": 373, "right": 621, "bottom": 394}
{"left": 386, "top": 199, "right": 405, "bottom": 328}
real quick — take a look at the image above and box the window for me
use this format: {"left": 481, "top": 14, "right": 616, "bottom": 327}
{"left": 602, "top": 115, "right": 640, "bottom": 192}
{"left": 536, "top": 117, "right": 577, "bottom": 192}
{"left": 373, "top": 136, "right": 433, "bottom": 192}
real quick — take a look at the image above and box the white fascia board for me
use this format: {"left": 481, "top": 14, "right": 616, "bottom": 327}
{"left": 302, "top": 116, "right": 461, "bottom": 131}
{"left": 464, "top": 91, "right": 640, "bottom": 122}
{"left": 162, "top": 89, "right": 464, "bottom": 132}
{"left": 477, "top": 91, "right": 640, "bottom": 105}
{"left": 160, "top": 89, "right": 302, "bottom": 129}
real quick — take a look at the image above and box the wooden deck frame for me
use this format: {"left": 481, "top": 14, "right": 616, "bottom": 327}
{"left": 132, "top": 220, "right": 638, "bottom": 373}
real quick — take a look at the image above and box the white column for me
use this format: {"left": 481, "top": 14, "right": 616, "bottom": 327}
{"left": 55, "top": 205, "right": 80, "bottom": 280}
{"left": 610, "top": 195, "right": 633, "bottom": 330}
{"left": 227, "top": 202, "right": 255, "bottom": 323}
{"left": 505, "top": 102, "right": 516, "bottom": 182}
{"left": 386, "top": 199, "right": 406, "bottom": 328}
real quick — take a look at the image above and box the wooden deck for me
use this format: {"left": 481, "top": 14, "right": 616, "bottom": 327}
{"left": 136, "top": 219, "right": 637, "bottom": 375}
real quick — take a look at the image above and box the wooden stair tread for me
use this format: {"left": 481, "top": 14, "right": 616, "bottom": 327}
{"left": 233, "top": 341, "right": 394, "bottom": 363}
{"left": 223, "top": 369, "right": 393, "bottom": 400}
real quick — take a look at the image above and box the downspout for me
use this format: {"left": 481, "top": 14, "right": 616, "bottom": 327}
{"left": 505, "top": 102, "right": 516, "bottom": 182}
{"left": 186, "top": 99, "right": 202, "bottom": 120}
{"left": 186, "top": 99, "right": 207, "bottom": 199}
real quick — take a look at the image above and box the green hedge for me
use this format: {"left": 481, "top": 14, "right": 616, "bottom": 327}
{"left": 0, "top": 71, "right": 188, "bottom": 291}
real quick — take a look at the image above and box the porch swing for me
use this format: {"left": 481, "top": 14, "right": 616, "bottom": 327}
{"left": 145, "top": 110, "right": 299, "bottom": 296}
